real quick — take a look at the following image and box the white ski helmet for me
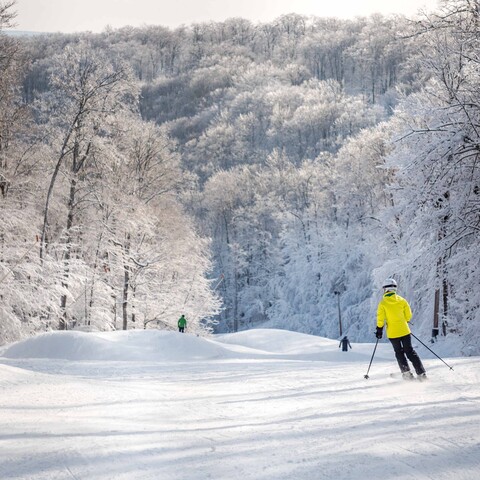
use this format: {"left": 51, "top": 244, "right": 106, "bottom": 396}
{"left": 382, "top": 278, "right": 397, "bottom": 292}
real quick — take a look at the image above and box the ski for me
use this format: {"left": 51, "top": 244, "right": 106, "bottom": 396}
{"left": 390, "top": 372, "right": 428, "bottom": 382}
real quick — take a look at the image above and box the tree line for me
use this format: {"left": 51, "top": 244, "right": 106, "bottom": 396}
{"left": 1, "top": 0, "right": 479, "bottom": 355}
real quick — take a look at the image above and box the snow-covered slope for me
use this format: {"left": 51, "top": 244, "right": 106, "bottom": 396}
{"left": 0, "top": 329, "right": 478, "bottom": 480}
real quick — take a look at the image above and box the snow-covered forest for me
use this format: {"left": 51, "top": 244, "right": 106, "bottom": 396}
{"left": 0, "top": 0, "right": 479, "bottom": 354}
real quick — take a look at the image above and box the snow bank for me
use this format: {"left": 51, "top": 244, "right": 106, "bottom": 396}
{"left": 0, "top": 330, "right": 229, "bottom": 362}
{"left": 217, "top": 328, "right": 337, "bottom": 353}
{"left": 0, "top": 328, "right": 385, "bottom": 363}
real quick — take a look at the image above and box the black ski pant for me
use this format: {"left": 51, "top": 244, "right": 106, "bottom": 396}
{"left": 389, "top": 334, "right": 425, "bottom": 375}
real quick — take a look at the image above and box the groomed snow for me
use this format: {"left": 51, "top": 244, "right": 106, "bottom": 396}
{"left": 1, "top": 329, "right": 479, "bottom": 479}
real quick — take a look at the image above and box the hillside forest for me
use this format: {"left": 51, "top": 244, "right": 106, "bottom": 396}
{"left": 0, "top": 0, "right": 479, "bottom": 354}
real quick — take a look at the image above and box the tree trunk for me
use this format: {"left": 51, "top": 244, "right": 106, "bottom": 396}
{"left": 131, "top": 285, "right": 136, "bottom": 326}
{"left": 122, "top": 233, "right": 131, "bottom": 330}
{"left": 40, "top": 123, "right": 76, "bottom": 261}
{"left": 59, "top": 177, "right": 77, "bottom": 330}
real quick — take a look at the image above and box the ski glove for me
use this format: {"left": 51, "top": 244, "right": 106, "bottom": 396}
{"left": 375, "top": 327, "right": 383, "bottom": 339}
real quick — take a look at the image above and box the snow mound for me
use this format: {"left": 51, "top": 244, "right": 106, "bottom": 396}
{"left": 0, "top": 330, "right": 230, "bottom": 362}
{"left": 0, "top": 328, "right": 381, "bottom": 363}
{"left": 218, "top": 328, "right": 390, "bottom": 362}
{"left": 218, "top": 328, "right": 337, "bottom": 354}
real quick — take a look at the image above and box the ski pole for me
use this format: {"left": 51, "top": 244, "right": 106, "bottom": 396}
{"left": 364, "top": 338, "right": 379, "bottom": 379}
{"left": 410, "top": 332, "right": 454, "bottom": 370}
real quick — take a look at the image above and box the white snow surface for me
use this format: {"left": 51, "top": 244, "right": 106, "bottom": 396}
{"left": 0, "top": 329, "right": 479, "bottom": 480}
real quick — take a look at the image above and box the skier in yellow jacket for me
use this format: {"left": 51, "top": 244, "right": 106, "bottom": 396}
{"left": 376, "top": 278, "right": 427, "bottom": 381}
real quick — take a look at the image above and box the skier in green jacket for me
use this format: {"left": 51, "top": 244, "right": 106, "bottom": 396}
{"left": 178, "top": 314, "right": 187, "bottom": 333}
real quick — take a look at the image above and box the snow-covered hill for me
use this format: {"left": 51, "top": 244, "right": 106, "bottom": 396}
{"left": 1, "top": 329, "right": 479, "bottom": 479}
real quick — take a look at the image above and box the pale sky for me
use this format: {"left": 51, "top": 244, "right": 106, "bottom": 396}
{"left": 10, "top": 0, "right": 440, "bottom": 33}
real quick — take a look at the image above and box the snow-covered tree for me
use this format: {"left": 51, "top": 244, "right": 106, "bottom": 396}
{"left": 36, "top": 41, "right": 138, "bottom": 329}
{"left": 381, "top": 0, "right": 480, "bottom": 354}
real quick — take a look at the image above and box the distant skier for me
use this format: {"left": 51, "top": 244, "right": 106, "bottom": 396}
{"left": 178, "top": 314, "right": 187, "bottom": 333}
{"left": 339, "top": 336, "right": 352, "bottom": 352}
{"left": 376, "top": 278, "right": 427, "bottom": 381}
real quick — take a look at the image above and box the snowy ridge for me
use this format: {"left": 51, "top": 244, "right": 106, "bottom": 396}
{"left": 0, "top": 330, "right": 229, "bottom": 362}
{"left": 0, "top": 328, "right": 391, "bottom": 363}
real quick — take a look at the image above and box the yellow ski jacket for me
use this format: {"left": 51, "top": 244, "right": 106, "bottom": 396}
{"left": 376, "top": 292, "right": 412, "bottom": 339}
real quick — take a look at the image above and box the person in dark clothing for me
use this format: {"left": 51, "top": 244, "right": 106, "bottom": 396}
{"left": 178, "top": 314, "right": 187, "bottom": 333}
{"left": 339, "top": 336, "right": 352, "bottom": 352}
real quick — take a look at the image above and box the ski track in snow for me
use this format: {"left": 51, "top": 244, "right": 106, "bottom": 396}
{"left": 0, "top": 329, "right": 479, "bottom": 480}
